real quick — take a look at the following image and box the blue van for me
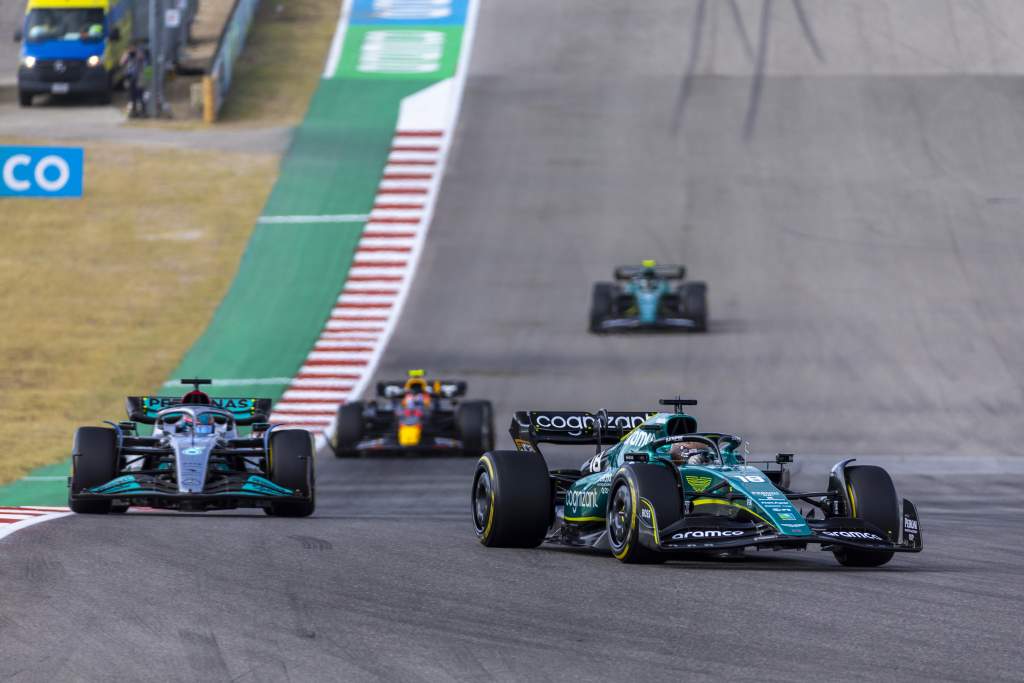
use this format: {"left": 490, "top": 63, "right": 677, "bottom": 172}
{"left": 13, "top": 0, "right": 131, "bottom": 106}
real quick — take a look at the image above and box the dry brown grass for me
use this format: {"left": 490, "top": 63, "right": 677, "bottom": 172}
{"left": 218, "top": 0, "right": 341, "bottom": 124}
{"left": 0, "top": 141, "right": 277, "bottom": 483}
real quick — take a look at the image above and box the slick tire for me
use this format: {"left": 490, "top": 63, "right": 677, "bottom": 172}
{"left": 678, "top": 281, "right": 707, "bottom": 332}
{"left": 589, "top": 282, "right": 615, "bottom": 333}
{"left": 457, "top": 400, "right": 494, "bottom": 457}
{"left": 473, "top": 450, "right": 551, "bottom": 547}
{"left": 608, "top": 464, "right": 682, "bottom": 564}
{"left": 332, "top": 401, "right": 364, "bottom": 458}
{"left": 69, "top": 427, "right": 118, "bottom": 514}
{"left": 18, "top": 91, "right": 32, "bottom": 107}
{"left": 266, "top": 429, "right": 316, "bottom": 517}
{"left": 833, "top": 465, "right": 898, "bottom": 567}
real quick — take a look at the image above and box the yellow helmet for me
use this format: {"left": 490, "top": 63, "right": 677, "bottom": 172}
{"left": 404, "top": 369, "right": 428, "bottom": 392}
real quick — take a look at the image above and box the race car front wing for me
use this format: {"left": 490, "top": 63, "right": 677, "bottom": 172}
{"left": 595, "top": 316, "right": 701, "bottom": 331}
{"left": 68, "top": 473, "right": 309, "bottom": 512}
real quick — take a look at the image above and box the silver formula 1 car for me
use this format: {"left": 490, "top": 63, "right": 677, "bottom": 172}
{"left": 68, "top": 379, "right": 315, "bottom": 516}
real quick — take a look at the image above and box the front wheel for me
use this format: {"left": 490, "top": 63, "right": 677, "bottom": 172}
{"left": 18, "top": 91, "right": 32, "bottom": 107}
{"left": 332, "top": 401, "right": 364, "bottom": 458}
{"left": 69, "top": 427, "right": 118, "bottom": 514}
{"left": 589, "top": 282, "right": 615, "bottom": 333}
{"left": 678, "top": 281, "right": 707, "bottom": 332}
{"left": 473, "top": 450, "right": 551, "bottom": 547}
{"left": 266, "top": 429, "right": 316, "bottom": 517}
{"left": 457, "top": 400, "right": 494, "bottom": 456}
{"left": 833, "top": 465, "right": 898, "bottom": 567}
{"left": 608, "top": 464, "right": 681, "bottom": 563}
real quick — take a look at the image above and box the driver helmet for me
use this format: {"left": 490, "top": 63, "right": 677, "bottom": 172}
{"left": 195, "top": 412, "right": 216, "bottom": 435}
{"left": 182, "top": 389, "right": 211, "bottom": 405}
{"left": 670, "top": 440, "right": 712, "bottom": 465}
{"left": 640, "top": 259, "right": 658, "bottom": 282}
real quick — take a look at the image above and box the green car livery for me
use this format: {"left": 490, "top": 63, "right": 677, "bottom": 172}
{"left": 472, "top": 399, "right": 922, "bottom": 566}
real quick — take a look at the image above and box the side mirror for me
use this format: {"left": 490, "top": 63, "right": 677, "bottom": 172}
{"left": 251, "top": 422, "right": 270, "bottom": 432}
{"left": 117, "top": 421, "right": 137, "bottom": 432}
{"left": 109, "top": 27, "right": 120, "bottom": 41}
{"left": 776, "top": 453, "right": 794, "bottom": 464}
{"left": 13, "top": 29, "right": 22, "bottom": 42}
{"left": 624, "top": 452, "right": 649, "bottom": 463}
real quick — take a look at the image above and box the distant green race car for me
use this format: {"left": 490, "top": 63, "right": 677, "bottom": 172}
{"left": 589, "top": 260, "right": 707, "bottom": 333}
{"left": 472, "top": 400, "right": 922, "bottom": 566}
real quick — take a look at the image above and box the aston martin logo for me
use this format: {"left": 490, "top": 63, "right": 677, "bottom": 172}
{"left": 685, "top": 475, "right": 713, "bottom": 492}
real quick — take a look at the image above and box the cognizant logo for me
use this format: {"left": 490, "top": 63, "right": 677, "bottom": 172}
{"left": 1, "top": 146, "right": 83, "bottom": 198}
{"left": 533, "top": 413, "right": 648, "bottom": 437}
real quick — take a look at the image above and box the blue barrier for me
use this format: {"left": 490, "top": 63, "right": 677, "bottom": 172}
{"left": 0, "top": 146, "right": 84, "bottom": 198}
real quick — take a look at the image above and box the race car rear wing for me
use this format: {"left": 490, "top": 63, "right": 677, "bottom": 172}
{"left": 614, "top": 265, "right": 685, "bottom": 280}
{"left": 509, "top": 410, "right": 657, "bottom": 450}
{"left": 125, "top": 396, "right": 272, "bottom": 425}
{"left": 376, "top": 380, "right": 467, "bottom": 399}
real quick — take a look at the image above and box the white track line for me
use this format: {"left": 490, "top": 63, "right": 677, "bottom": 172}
{"left": 162, "top": 378, "right": 294, "bottom": 387}
{"left": 0, "top": 508, "right": 72, "bottom": 542}
{"left": 322, "top": 0, "right": 352, "bottom": 79}
{"left": 257, "top": 214, "right": 369, "bottom": 224}
{"left": 271, "top": 0, "right": 480, "bottom": 445}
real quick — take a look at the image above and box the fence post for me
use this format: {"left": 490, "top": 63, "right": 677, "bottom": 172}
{"left": 202, "top": 75, "right": 216, "bottom": 124}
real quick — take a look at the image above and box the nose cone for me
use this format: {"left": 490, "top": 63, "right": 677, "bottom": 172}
{"left": 636, "top": 291, "right": 659, "bottom": 323}
{"left": 398, "top": 424, "right": 422, "bottom": 447}
{"left": 176, "top": 443, "right": 214, "bottom": 493}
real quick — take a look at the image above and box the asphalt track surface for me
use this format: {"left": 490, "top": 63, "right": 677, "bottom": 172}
{"left": 4, "top": 2, "right": 1024, "bottom": 681}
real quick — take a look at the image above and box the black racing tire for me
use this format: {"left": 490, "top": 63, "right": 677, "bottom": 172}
{"left": 18, "top": 91, "right": 32, "bottom": 107}
{"left": 69, "top": 427, "right": 118, "bottom": 514}
{"left": 457, "top": 400, "right": 494, "bottom": 456}
{"left": 332, "top": 401, "right": 364, "bottom": 458}
{"left": 833, "top": 465, "right": 898, "bottom": 567}
{"left": 678, "top": 281, "right": 707, "bottom": 332}
{"left": 473, "top": 450, "right": 552, "bottom": 547}
{"left": 608, "top": 464, "right": 682, "bottom": 563}
{"left": 589, "top": 282, "right": 615, "bottom": 333}
{"left": 266, "top": 429, "right": 316, "bottom": 517}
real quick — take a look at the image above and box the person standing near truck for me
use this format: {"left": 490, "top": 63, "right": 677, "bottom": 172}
{"left": 120, "top": 41, "right": 146, "bottom": 117}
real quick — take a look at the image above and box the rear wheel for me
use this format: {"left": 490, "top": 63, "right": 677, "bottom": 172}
{"left": 833, "top": 465, "right": 898, "bottom": 567}
{"left": 332, "top": 401, "right": 364, "bottom": 458}
{"left": 266, "top": 429, "right": 316, "bottom": 517}
{"left": 473, "top": 450, "right": 551, "bottom": 547}
{"left": 678, "top": 281, "right": 707, "bottom": 332}
{"left": 590, "top": 282, "right": 615, "bottom": 333}
{"left": 69, "top": 427, "right": 118, "bottom": 514}
{"left": 457, "top": 400, "right": 494, "bottom": 456}
{"left": 608, "top": 464, "right": 682, "bottom": 563}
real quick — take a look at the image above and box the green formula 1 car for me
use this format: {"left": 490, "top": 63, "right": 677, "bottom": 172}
{"left": 589, "top": 261, "right": 707, "bottom": 333}
{"left": 472, "top": 400, "right": 922, "bottom": 566}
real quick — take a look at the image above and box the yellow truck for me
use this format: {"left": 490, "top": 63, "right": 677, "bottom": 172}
{"left": 13, "top": 0, "right": 131, "bottom": 106}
